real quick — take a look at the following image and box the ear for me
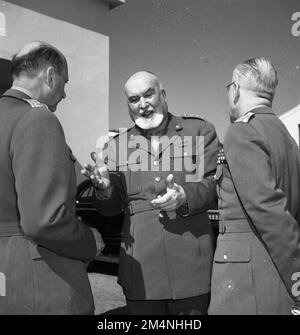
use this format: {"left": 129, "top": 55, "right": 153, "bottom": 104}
{"left": 45, "top": 66, "right": 56, "bottom": 88}
{"left": 232, "top": 83, "right": 240, "bottom": 105}
{"left": 161, "top": 89, "right": 167, "bottom": 101}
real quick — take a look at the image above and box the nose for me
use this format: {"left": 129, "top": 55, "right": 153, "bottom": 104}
{"left": 139, "top": 97, "right": 147, "bottom": 109}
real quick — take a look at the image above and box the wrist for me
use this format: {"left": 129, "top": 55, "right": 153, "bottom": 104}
{"left": 95, "top": 184, "right": 113, "bottom": 199}
{"left": 177, "top": 200, "right": 189, "bottom": 217}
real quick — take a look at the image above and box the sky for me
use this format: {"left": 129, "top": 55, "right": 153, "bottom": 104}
{"left": 109, "top": 0, "right": 300, "bottom": 140}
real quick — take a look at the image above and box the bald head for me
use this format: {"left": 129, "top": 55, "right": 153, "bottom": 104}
{"left": 124, "top": 71, "right": 163, "bottom": 95}
{"left": 11, "top": 41, "right": 67, "bottom": 79}
{"left": 124, "top": 71, "right": 168, "bottom": 130}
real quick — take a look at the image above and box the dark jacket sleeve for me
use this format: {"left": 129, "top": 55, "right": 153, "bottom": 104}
{"left": 182, "top": 121, "right": 220, "bottom": 215}
{"left": 225, "top": 123, "right": 300, "bottom": 305}
{"left": 92, "top": 172, "right": 127, "bottom": 217}
{"left": 10, "top": 108, "right": 96, "bottom": 262}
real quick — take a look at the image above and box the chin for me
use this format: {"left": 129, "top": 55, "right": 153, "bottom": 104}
{"left": 135, "top": 114, "right": 164, "bottom": 130}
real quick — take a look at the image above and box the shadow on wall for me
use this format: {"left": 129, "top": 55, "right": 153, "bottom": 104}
{"left": 0, "top": 58, "right": 12, "bottom": 95}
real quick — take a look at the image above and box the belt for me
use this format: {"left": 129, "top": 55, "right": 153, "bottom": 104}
{"left": 219, "top": 219, "right": 253, "bottom": 234}
{"left": 128, "top": 201, "right": 157, "bottom": 215}
{"left": 0, "top": 221, "right": 24, "bottom": 236}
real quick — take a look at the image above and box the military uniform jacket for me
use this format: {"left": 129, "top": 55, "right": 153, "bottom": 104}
{"left": 94, "top": 112, "right": 220, "bottom": 300}
{"left": 0, "top": 89, "right": 97, "bottom": 314}
{"left": 209, "top": 106, "right": 300, "bottom": 314}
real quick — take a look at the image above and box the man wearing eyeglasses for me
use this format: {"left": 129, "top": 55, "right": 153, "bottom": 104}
{"left": 209, "top": 57, "right": 300, "bottom": 315}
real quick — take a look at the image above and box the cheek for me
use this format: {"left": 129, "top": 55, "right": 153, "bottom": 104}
{"left": 129, "top": 106, "right": 138, "bottom": 118}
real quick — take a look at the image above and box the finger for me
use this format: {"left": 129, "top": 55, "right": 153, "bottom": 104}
{"left": 151, "top": 192, "right": 173, "bottom": 206}
{"left": 90, "top": 152, "right": 98, "bottom": 163}
{"left": 91, "top": 174, "right": 103, "bottom": 184}
{"left": 83, "top": 163, "right": 94, "bottom": 172}
{"left": 80, "top": 168, "right": 92, "bottom": 177}
{"left": 154, "top": 199, "right": 177, "bottom": 210}
{"left": 166, "top": 174, "right": 175, "bottom": 189}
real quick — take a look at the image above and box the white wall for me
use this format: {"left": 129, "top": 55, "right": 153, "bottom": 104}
{"left": 0, "top": 0, "right": 109, "bottom": 173}
{"left": 279, "top": 105, "right": 300, "bottom": 147}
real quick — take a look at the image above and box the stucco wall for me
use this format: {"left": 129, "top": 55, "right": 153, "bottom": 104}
{"left": 279, "top": 106, "right": 300, "bottom": 147}
{"left": 0, "top": 0, "right": 110, "bottom": 177}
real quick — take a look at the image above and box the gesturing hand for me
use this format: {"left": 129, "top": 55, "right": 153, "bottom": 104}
{"left": 150, "top": 174, "right": 187, "bottom": 219}
{"left": 81, "top": 152, "right": 111, "bottom": 192}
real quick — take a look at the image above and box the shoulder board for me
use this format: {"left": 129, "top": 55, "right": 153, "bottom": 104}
{"left": 22, "top": 98, "right": 48, "bottom": 109}
{"left": 182, "top": 114, "right": 206, "bottom": 121}
{"left": 235, "top": 112, "right": 255, "bottom": 124}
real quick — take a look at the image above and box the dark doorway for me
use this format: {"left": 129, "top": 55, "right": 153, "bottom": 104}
{"left": 0, "top": 58, "right": 12, "bottom": 96}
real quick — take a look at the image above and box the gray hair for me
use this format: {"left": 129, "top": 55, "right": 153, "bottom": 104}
{"left": 233, "top": 57, "right": 278, "bottom": 101}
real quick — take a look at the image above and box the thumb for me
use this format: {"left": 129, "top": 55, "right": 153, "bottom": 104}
{"left": 90, "top": 152, "right": 98, "bottom": 163}
{"left": 166, "top": 174, "right": 175, "bottom": 189}
{"left": 90, "top": 151, "right": 105, "bottom": 167}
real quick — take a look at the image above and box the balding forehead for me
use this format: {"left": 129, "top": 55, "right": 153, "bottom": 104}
{"left": 125, "top": 71, "right": 160, "bottom": 92}
{"left": 16, "top": 41, "right": 43, "bottom": 58}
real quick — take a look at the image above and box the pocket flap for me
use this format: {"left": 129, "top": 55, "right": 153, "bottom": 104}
{"left": 214, "top": 240, "right": 251, "bottom": 263}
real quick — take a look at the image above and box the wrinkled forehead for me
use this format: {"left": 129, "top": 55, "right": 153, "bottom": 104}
{"left": 125, "top": 74, "right": 159, "bottom": 97}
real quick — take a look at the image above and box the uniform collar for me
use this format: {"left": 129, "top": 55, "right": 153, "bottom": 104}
{"left": 247, "top": 105, "right": 275, "bottom": 115}
{"left": 2, "top": 88, "right": 32, "bottom": 100}
{"left": 235, "top": 105, "right": 275, "bottom": 123}
{"left": 11, "top": 86, "right": 33, "bottom": 99}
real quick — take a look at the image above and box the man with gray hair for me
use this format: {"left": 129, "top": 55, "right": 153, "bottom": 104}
{"left": 209, "top": 57, "right": 300, "bottom": 314}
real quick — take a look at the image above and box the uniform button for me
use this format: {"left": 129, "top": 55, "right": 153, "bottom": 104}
{"left": 223, "top": 254, "right": 228, "bottom": 260}
{"left": 155, "top": 177, "right": 161, "bottom": 182}
{"left": 153, "top": 160, "right": 159, "bottom": 166}
{"left": 184, "top": 152, "right": 188, "bottom": 156}
{"left": 130, "top": 134, "right": 134, "bottom": 139}
{"left": 175, "top": 125, "right": 181, "bottom": 130}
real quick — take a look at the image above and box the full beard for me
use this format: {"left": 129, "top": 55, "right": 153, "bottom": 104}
{"left": 135, "top": 113, "right": 164, "bottom": 130}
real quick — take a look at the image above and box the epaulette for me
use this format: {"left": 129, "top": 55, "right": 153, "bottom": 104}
{"left": 235, "top": 112, "right": 255, "bottom": 123}
{"left": 23, "top": 98, "right": 48, "bottom": 109}
{"left": 182, "top": 113, "right": 206, "bottom": 121}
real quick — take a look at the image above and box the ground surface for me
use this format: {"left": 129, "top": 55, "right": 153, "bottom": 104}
{"left": 87, "top": 261, "right": 128, "bottom": 315}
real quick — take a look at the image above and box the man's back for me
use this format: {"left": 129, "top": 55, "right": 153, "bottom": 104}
{"left": 244, "top": 108, "right": 300, "bottom": 218}
{"left": 0, "top": 93, "right": 33, "bottom": 223}
{"left": 0, "top": 89, "right": 96, "bottom": 314}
